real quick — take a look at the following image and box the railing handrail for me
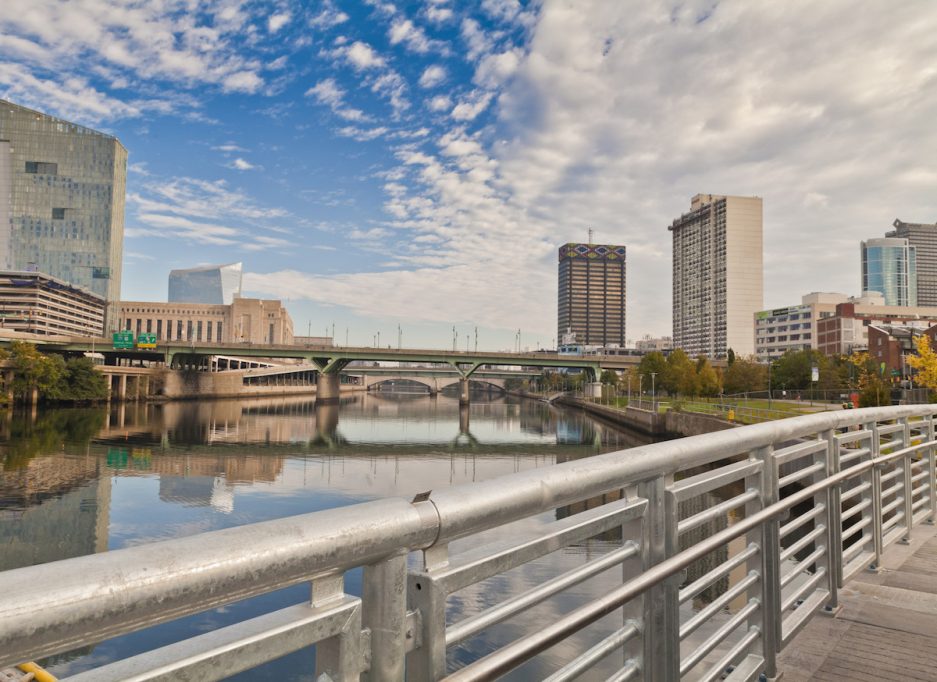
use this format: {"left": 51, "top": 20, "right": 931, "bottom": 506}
{"left": 1, "top": 403, "right": 935, "bottom": 674}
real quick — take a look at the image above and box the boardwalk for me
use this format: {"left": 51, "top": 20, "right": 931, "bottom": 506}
{"left": 778, "top": 522, "right": 937, "bottom": 681}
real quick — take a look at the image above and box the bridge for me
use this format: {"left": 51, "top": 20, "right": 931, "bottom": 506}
{"left": 1, "top": 404, "right": 934, "bottom": 680}
{"left": 16, "top": 335, "right": 615, "bottom": 404}
{"left": 356, "top": 367, "right": 540, "bottom": 395}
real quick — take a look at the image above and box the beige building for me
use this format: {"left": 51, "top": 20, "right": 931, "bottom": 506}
{"left": 670, "top": 194, "right": 763, "bottom": 358}
{"left": 817, "top": 293, "right": 937, "bottom": 356}
{"left": 754, "top": 292, "right": 849, "bottom": 361}
{"left": 0, "top": 269, "right": 105, "bottom": 336}
{"left": 117, "top": 297, "right": 293, "bottom": 345}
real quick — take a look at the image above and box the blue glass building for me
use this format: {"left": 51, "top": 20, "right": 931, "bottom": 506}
{"left": 168, "top": 262, "right": 243, "bottom": 305}
{"left": 861, "top": 237, "right": 917, "bottom": 306}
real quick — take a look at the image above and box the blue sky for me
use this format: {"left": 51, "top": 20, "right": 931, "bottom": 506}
{"left": 2, "top": 1, "right": 936, "bottom": 350}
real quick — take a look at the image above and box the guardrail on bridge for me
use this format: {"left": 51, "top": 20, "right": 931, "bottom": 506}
{"left": 0, "top": 405, "right": 935, "bottom": 680}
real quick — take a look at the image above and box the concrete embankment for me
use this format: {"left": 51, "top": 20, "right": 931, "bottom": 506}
{"left": 553, "top": 396, "right": 736, "bottom": 438}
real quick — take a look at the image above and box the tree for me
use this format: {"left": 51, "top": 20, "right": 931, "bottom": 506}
{"left": 723, "top": 358, "right": 767, "bottom": 395}
{"left": 9, "top": 341, "right": 63, "bottom": 400}
{"left": 665, "top": 349, "right": 699, "bottom": 396}
{"left": 696, "top": 357, "right": 722, "bottom": 397}
{"left": 48, "top": 357, "right": 109, "bottom": 401}
{"left": 637, "top": 351, "right": 668, "bottom": 393}
{"left": 727, "top": 348, "right": 736, "bottom": 366}
{"left": 847, "top": 351, "right": 890, "bottom": 407}
{"left": 600, "top": 369, "right": 620, "bottom": 386}
{"left": 907, "top": 335, "right": 937, "bottom": 392}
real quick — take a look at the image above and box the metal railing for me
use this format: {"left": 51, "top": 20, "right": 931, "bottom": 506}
{"left": 1, "top": 405, "right": 935, "bottom": 681}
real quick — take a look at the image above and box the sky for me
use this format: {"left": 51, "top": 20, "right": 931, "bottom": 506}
{"left": 1, "top": 0, "right": 935, "bottom": 351}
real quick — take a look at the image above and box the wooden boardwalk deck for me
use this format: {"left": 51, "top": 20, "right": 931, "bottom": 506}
{"left": 777, "top": 522, "right": 937, "bottom": 681}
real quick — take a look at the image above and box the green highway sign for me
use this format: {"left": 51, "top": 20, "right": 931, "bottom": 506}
{"left": 113, "top": 330, "right": 134, "bottom": 349}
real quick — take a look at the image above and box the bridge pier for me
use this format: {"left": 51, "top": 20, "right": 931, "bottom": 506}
{"left": 459, "top": 403, "right": 470, "bottom": 434}
{"left": 317, "top": 372, "right": 341, "bottom": 404}
{"left": 585, "top": 381, "right": 602, "bottom": 399}
{"left": 459, "top": 377, "right": 470, "bottom": 405}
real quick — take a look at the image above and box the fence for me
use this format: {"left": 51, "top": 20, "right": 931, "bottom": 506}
{"left": 1, "top": 405, "right": 935, "bottom": 680}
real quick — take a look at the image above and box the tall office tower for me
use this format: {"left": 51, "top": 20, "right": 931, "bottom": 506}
{"left": 0, "top": 100, "right": 127, "bottom": 308}
{"left": 860, "top": 237, "right": 917, "bottom": 306}
{"left": 169, "top": 262, "right": 243, "bottom": 305}
{"left": 557, "top": 243, "right": 627, "bottom": 347}
{"left": 886, "top": 219, "right": 937, "bottom": 306}
{"left": 670, "top": 194, "right": 763, "bottom": 358}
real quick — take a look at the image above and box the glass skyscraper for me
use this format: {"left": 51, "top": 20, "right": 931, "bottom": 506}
{"left": 861, "top": 237, "right": 917, "bottom": 306}
{"left": 169, "top": 262, "right": 243, "bottom": 305}
{"left": 557, "top": 243, "right": 627, "bottom": 347}
{"left": 0, "top": 99, "right": 127, "bottom": 308}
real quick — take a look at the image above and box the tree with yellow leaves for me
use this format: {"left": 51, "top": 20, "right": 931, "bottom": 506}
{"left": 907, "top": 334, "right": 937, "bottom": 391}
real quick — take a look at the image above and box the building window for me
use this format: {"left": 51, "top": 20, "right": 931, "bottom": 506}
{"left": 207, "top": 321, "right": 213, "bottom": 342}
{"left": 217, "top": 322, "right": 223, "bottom": 342}
{"left": 146, "top": 319, "right": 152, "bottom": 334}
{"left": 125, "top": 319, "right": 131, "bottom": 331}
{"left": 269, "top": 323, "right": 274, "bottom": 344}
{"left": 25, "top": 161, "right": 58, "bottom": 175}
{"left": 52, "top": 208, "right": 65, "bottom": 220}
{"left": 197, "top": 320, "right": 203, "bottom": 341}
{"left": 187, "top": 320, "right": 193, "bottom": 340}
{"left": 177, "top": 320, "right": 184, "bottom": 340}
{"left": 156, "top": 320, "right": 162, "bottom": 339}
{"left": 135, "top": 319, "right": 141, "bottom": 336}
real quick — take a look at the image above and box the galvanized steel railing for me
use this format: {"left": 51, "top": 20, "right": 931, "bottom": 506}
{"left": 1, "top": 405, "right": 935, "bottom": 681}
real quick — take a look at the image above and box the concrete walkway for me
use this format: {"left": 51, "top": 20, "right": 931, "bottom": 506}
{"left": 777, "top": 522, "right": 937, "bottom": 681}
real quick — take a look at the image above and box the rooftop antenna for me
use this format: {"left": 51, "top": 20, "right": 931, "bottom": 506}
{"left": 587, "top": 228, "right": 594, "bottom": 244}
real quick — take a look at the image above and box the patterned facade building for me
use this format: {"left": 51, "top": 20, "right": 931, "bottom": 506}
{"left": 0, "top": 99, "right": 127, "bottom": 311}
{"left": 557, "top": 243, "right": 627, "bottom": 347}
{"left": 886, "top": 219, "right": 937, "bottom": 305}
{"left": 670, "top": 194, "right": 763, "bottom": 358}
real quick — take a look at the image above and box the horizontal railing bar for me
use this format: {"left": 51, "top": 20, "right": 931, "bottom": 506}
{"left": 840, "top": 447, "right": 871, "bottom": 465}
{"left": 780, "top": 525, "right": 826, "bottom": 564}
{"left": 697, "top": 628, "right": 762, "bottom": 682}
{"left": 781, "top": 567, "right": 827, "bottom": 612}
{"left": 773, "top": 439, "right": 827, "bottom": 466}
{"left": 778, "top": 461, "right": 826, "bottom": 489}
{"left": 882, "top": 496, "right": 906, "bottom": 517}
{"left": 781, "top": 546, "right": 826, "bottom": 589}
{"left": 835, "top": 429, "right": 872, "bottom": 445}
{"left": 61, "top": 599, "right": 360, "bottom": 682}
{"left": 877, "top": 441, "right": 934, "bottom": 465}
{"left": 435, "top": 497, "right": 647, "bottom": 595}
{"left": 912, "top": 495, "right": 931, "bottom": 512}
{"left": 840, "top": 481, "right": 871, "bottom": 503}
{"left": 882, "top": 512, "right": 905, "bottom": 532}
{"left": 841, "top": 516, "right": 872, "bottom": 543}
{"left": 841, "top": 498, "right": 871, "bottom": 522}
{"left": 912, "top": 470, "right": 929, "bottom": 484}
{"left": 542, "top": 622, "right": 639, "bottom": 682}
{"left": 842, "top": 537, "right": 872, "bottom": 566}
{"left": 780, "top": 503, "right": 826, "bottom": 539}
{"left": 881, "top": 468, "right": 904, "bottom": 485}
{"left": 680, "top": 599, "right": 760, "bottom": 677}
{"left": 446, "top": 542, "right": 639, "bottom": 646}
{"left": 678, "top": 489, "right": 760, "bottom": 535}
{"left": 877, "top": 423, "right": 905, "bottom": 436}
{"left": 604, "top": 661, "right": 640, "bottom": 682}
{"left": 668, "top": 459, "right": 763, "bottom": 502}
{"left": 0, "top": 497, "right": 437, "bottom": 670}
{"left": 680, "top": 572, "right": 759, "bottom": 641}
{"left": 679, "top": 543, "right": 759, "bottom": 605}
{"left": 780, "top": 588, "right": 829, "bottom": 646}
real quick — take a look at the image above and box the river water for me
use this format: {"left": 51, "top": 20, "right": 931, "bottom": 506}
{"left": 0, "top": 392, "right": 666, "bottom": 679}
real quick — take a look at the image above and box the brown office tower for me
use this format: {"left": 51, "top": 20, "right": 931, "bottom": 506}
{"left": 557, "top": 243, "right": 627, "bottom": 347}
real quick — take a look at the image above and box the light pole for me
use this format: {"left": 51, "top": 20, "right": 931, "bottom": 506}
{"left": 377, "top": 330, "right": 381, "bottom": 348}
{"left": 397, "top": 324, "right": 402, "bottom": 350}
{"left": 345, "top": 328, "right": 349, "bottom": 346}
{"left": 639, "top": 375, "right": 643, "bottom": 404}
{"left": 474, "top": 327, "right": 478, "bottom": 352}
{"left": 651, "top": 372, "right": 657, "bottom": 410}
{"left": 627, "top": 374, "right": 632, "bottom": 405}
{"left": 767, "top": 360, "right": 772, "bottom": 409}
{"left": 453, "top": 326, "right": 457, "bottom": 351}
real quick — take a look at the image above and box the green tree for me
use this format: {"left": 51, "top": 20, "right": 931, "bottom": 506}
{"left": 600, "top": 369, "right": 620, "bottom": 386}
{"left": 9, "top": 341, "right": 63, "bottom": 400}
{"left": 847, "top": 351, "right": 890, "bottom": 407}
{"left": 48, "top": 357, "right": 109, "bottom": 401}
{"left": 723, "top": 357, "right": 767, "bottom": 395}
{"left": 637, "top": 351, "right": 668, "bottom": 394}
{"left": 665, "top": 349, "right": 699, "bottom": 396}
{"left": 727, "top": 348, "right": 736, "bottom": 366}
{"left": 696, "top": 357, "right": 722, "bottom": 397}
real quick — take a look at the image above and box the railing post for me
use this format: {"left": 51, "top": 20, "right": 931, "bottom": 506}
{"left": 929, "top": 414, "right": 937, "bottom": 525}
{"left": 870, "top": 421, "right": 884, "bottom": 571}
{"left": 314, "top": 574, "right": 365, "bottom": 682}
{"left": 407, "top": 546, "right": 449, "bottom": 681}
{"left": 639, "top": 475, "right": 679, "bottom": 681}
{"left": 362, "top": 552, "right": 408, "bottom": 682}
{"left": 823, "top": 429, "right": 843, "bottom": 605}
{"left": 900, "top": 417, "right": 914, "bottom": 543}
{"left": 754, "top": 445, "right": 781, "bottom": 678}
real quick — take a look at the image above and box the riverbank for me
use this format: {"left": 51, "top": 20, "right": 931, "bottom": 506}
{"left": 553, "top": 396, "right": 736, "bottom": 437}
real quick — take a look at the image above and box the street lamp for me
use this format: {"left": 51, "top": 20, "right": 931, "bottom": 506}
{"left": 651, "top": 372, "right": 657, "bottom": 410}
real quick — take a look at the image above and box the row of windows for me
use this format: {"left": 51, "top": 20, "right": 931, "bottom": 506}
{"left": 122, "top": 318, "right": 223, "bottom": 342}
{"left": 24, "top": 161, "right": 58, "bottom": 175}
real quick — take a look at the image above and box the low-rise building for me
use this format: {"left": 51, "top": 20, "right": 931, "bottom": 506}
{"left": 817, "top": 294, "right": 937, "bottom": 356}
{"left": 0, "top": 270, "right": 104, "bottom": 336}
{"left": 754, "top": 292, "right": 849, "bottom": 361}
{"left": 635, "top": 335, "right": 673, "bottom": 352}
{"left": 117, "top": 297, "right": 293, "bottom": 345}
{"left": 867, "top": 323, "right": 937, "bottom": 377}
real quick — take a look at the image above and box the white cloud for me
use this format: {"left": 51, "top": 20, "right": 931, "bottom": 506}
{"left": 419, "top": 65, "right": 447, "bottom": 88}
{"left": 473, "top": 49, "right": 522, "bottom": 88}
{"left": 461, "top": 18, "right": 494, "bottom": 61}
{"left": 222, "top": 70, "right": 264, "bottom": 93}
{"left": 336, "top": 126, "right": 389, "bottom": 142}
{"left": 213, "top": 143, "right": 247, "bottom": 153}
{"left": 306, "top": 78, "right": 370, "bottom": 121}
{"left": 267, "top": 12, "right": 291, "bottom": 33}
{"left": 344, "top": 41, "right": 386, "bottom": 70}
{"left": 450, "top": 90, "right": 493, "bottom": 121}
{"left": 228, "top": 158, "right": 256, "bottom": 170}
{"left": 425, "top": 5, "right": 454, "bottom": 24}
{"left": 388, "top": 18, "right": 447, "bottom": 54}
{"left": 426, "top": 95, "right": 452, "bottom": 112}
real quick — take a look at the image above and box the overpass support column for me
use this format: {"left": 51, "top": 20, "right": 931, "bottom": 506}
{"left": 459, "top": 377, "right": 470, "bottom": 405}
{"left": 586, "top": 381, "right": 602, "bottom": 399}
{"left": 118, "top": 375, "right": 128, "bottom": 402}
{"left": 317, "top": 372, "right": 341, "bottom": 404}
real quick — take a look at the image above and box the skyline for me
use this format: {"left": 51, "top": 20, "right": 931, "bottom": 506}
{"left": 1, "top": 1, "right": 935, "bottom": 350}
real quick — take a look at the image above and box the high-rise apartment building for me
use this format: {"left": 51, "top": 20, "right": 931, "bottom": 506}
{"left": 0, "top": 100, "right": 127, "bottom": 310}
{"left": 886, "top": 219, "right": 937, "bottom": 306}
{"left": 557, "top": 243, "right": 627, "bottom": 347}
{"left": 670, "top": 194, "right": 763, "bottom": 358}
{"left": 169, "top": 262, "right": 243, "bottom": 305}
{"left": 861, "top": 237, "right": 916, "bottom": 306}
